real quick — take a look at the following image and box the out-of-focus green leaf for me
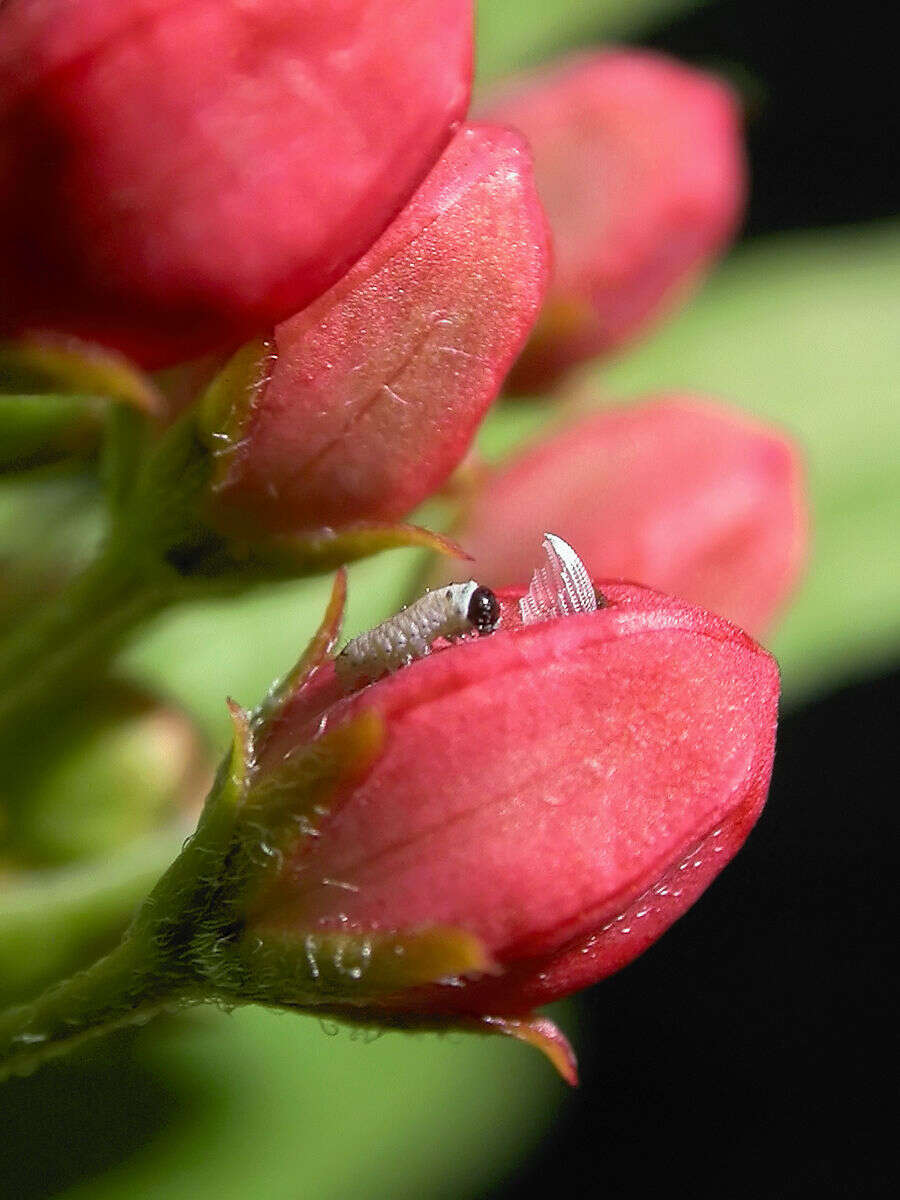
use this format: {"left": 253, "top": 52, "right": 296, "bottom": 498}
{"left": 1, "top": 1005, "right": 564, "bottom": 1200}
{"left": 4, "top": 681, "right": 210, "bottom": 868}
{"left": 0, "top": 828, "right": 184, "bottom": 1004}
{"left": 476, "top": 0, "right": 704, "bottom": 81}
{"left": 0, "top": 394, "right": 107, "bottom": 472}
{"left": 0, "top": 468, "right": 104, "bottom": 627}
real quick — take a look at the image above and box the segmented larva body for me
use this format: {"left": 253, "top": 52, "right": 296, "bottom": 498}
{"left": 335, "top": 581, "right": 500, "bottom": 688}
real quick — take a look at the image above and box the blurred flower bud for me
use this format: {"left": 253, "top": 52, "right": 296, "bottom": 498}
{"left": 3, "top": 682, "right": 210, "bottom": 866}
{"left": 438, "top": 397, "right": 806, "bottom": 638}
{"left": 0, "top": 0, "right": 473, "bottom": 365}
{"left": 482, "top": 50, "right": 746, "bottom": 389}
{"left": 200, "top": 124, "right": 549, "bottom": 539}
{"left": 164, "top": 563, "right": 777, "bottom": 1082}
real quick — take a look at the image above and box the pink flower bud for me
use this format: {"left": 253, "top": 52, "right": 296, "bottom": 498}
{"left": 482, "top": 50, "right": 746, "bottom": 389}
{"left": 246, "top": 577, "right": 778, "bottom": 1063}
{"left": 442, "top": 397, "right": 807, "bottom": 638}
{"left": 0, "top": 0, "right": 473, "bottom": 365}
{"left": 205, "top": 124, "right": 550, "bottom": 537}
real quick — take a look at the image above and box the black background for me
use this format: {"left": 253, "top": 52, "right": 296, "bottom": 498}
{"left": 496, "top": 672, "right": 896, "bottom": 1198}
{"left": 497, "top": 1, "right": 897, "bottom": 1195}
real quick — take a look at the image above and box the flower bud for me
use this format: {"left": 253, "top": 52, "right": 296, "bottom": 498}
{"left": 201, "top": 124, "right": 550, "bottom": 538}
{"left": 4, "top": 682, "right": 210, "bottom": 866}
{"left": 0, "top": 0, "right": 472, "bottom": 365}
{"left": 187, "top": 560, "right": 777, "bottom": 1081}
{"left": 438, "top": 397, "right": 806, "bottom": 638}
{"left": 482, "top": 50, "right": 746, "bottom": 389}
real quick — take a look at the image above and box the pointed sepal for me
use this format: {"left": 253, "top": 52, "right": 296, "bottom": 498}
{"left": 252, "top": 569, "right": 347, "bottom": 734}
{"left": 157, "top": 521, "right": 470, "bottom": 588}
{"left": 233, "top": 711, "right": 384, "bottom": 920}
{"left": 240, "top": 522, "right": 472, "bottom": 579}
{"left": 196, "top": 337, "right": 273, "bottom": 478}
{"left": 224, "top": 701, "right": 254, "bottom": 805}
{"left": 245, "top": 711, "right": 382, "bottom": 827}
{"left": 479, "top": 1014, "right": 579, "bottom": 1086}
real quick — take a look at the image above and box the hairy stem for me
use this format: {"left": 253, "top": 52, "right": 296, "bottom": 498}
{"left": 0, "top": 752, "right": 246, "bottom": 1080}
{"left": 0, "top": 931, "right": 191, "bottom": 1081}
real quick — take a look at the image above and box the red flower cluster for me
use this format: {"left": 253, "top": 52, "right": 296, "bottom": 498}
{"left": 0, "top": 3, "right": 798, "bottom": 1076}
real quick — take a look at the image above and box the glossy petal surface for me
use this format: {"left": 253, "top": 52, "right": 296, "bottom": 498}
{"left": 483, "top": 50, "right": 745, "bottom": 388}
{"left": 0, "top": 0, "right": 472, "bottom": 364}
{"left": 212, "top": 124, "right": 550, "bottom": 535}
{"left": 445, "top": 397, "right": 806, "bottom": 638}
{"left": 253, "top": 582, "right": 779, "bottom": 1015}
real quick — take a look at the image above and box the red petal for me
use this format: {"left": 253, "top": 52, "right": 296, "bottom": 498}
{"left": 0, "top": 0, "right": 473, "bottom": 364}
{"left": 445, "top": 396, "right": 807, "bottom": 637}
{"left": 213, "top": 124, "right": 550, "bottom": 536}
{"left": 482, "top": 50, "right": 745, "bottom": 388}
{"left": 257, "top": 583, "right": 778, "bottom": 1013}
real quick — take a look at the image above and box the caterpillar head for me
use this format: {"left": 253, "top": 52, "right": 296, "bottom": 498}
{"left": 466, "top": 585, "right": 501, "bottom": 635}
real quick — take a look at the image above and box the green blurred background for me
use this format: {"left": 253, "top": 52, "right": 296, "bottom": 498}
{"left": 1, "top": 1, "right": 897, "bottom": 1196}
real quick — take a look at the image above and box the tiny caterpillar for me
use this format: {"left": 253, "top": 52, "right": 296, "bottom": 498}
{"left": 335, "top": 581, "right": 500, "bottom": 688}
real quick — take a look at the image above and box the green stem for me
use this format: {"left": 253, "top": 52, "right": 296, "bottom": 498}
{"left": 0, "top": 410, "right": 215, "bottom": 735}
{"left": 0, "top": 539, "right": 170, "bottom": 731}
{"left": 0, "top": 755, "right": 245, "bottom": 1079}
{"left": 0, "top": 931, "right": 191, "bottom": 1081}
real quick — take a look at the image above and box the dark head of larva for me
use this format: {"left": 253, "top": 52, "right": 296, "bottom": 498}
{"left": 467, "top": 585, "right": 501, "bottom": 635}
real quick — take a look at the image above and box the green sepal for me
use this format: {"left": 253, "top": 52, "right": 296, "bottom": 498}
{"left": 164, "top": 523, "right": 474, "bottom": 589}
{"left": 0, "top": 335, "right": 161, "bottom": 412}
{"left": 247, "top": 522, "right": 472, "bottom": 578}
{"left": 129, "top": 700, "right": 253, "bottom": 945}
{"left": 243, "top": 710, "right": 382, "bottom": 817}
{"left": 136, "top": 710, "right": 383, "bottom": 993}
{"left": 238, "top": 711, "right": 384, "bottom": 902}
{"left": 477, "top": 1014, "right": 578, "bottom": 1086}
{"left": 252, "top": 568, "right": 347, "bottom": 734}
{"left": 305, "top": 1009, "right": 578, "bottom": 1086}
{"left": 128, "top": 492, "right": 472, "bottom": 590}
{"left": 221, "top": 700, "right": 255, "bottom": 814}
{"left": 117, "top": 407, "right": 218, "bottom": 568}
{"left": 232, "top": 925, "right": 496, "bottom": 1007}
{"left": 195, "top": 337, "right": 272, "bottom": 482}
